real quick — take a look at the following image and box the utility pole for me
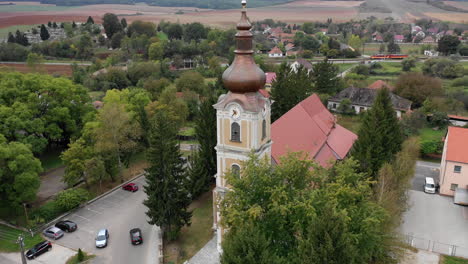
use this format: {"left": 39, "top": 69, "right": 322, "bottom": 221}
{"left": 17, "top": 235, "right": 27, "bottom": 264}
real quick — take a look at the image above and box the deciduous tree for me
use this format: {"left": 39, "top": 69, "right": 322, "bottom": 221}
{"left": 395, "top": 72, "right": 443, "bottom": 107}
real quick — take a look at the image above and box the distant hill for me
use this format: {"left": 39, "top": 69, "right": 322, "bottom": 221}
{"left": 15, "top": 0, "right": 293, "bottom": 9}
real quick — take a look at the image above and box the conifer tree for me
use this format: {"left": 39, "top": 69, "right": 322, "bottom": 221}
{"left": 7, "top": 32, "right": 15, "bottom": 43}
{"left": 121, "top": 18, "right": 127, "bottom": 29}
{"left": 52, "top": 22, "right": 58, "bottom": 28}
{"left": 40, "top": 24, "right": 50, "bottom": 41}
{"left": 15, "top": 30, "right": 28, "bottom": 46}
{"left": 187, "top": 95, "right": 217, "bottom": 198}
{"left": 72, "top": 21, "right": 77, "bottom": 28}
{"left": 271, "top": 62, "right": 314, "bottom": 122}
{"left": 87, "top": 16, "right": 94, "bottom": 24}
{"left": 47, "top": 21, "right": 52, "bottom": 27}
{"left": 351, "top": 88, "right": 403, "bottom": 178}
{"left": 143, "top": 110, "right": 192, "bottom": 241}
{"left": 311, "top": 58, "right": 341, "bottom": 94}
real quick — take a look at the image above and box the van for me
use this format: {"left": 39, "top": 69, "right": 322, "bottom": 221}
{"left": 424, "top": 177, "right": 436, "bottom": 194}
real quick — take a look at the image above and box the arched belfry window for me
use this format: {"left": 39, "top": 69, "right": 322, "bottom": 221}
{"left": 231, "top": 122, "right": 240, "bottom": 142}
{"left": 262, "top": 119, "right": 266, "bottom": 140}
{"left": 232, "top": 164, "right": 240, "bottom": 178}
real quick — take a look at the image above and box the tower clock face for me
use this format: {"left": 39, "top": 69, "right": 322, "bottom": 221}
{"left": 230, "top": 106, "right": 241, "bottom": 119}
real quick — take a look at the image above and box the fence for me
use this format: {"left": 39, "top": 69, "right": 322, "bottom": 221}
{"left": 405, "top": 233, "right": 468, "bottom": 258}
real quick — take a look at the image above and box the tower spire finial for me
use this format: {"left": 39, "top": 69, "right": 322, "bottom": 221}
{"left": 242, "top": 0, "right": 246, "bottom": 8}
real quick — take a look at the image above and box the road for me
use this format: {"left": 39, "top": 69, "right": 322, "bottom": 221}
{"left": 52, "top": 176, "right": 160, "bottom": 264}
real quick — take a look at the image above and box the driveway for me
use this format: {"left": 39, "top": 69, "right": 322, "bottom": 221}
{"left": 401, "top": 161, "right": 468, "bottom": 258}
{"left": 411, "top": 161, "right": 440, "bottom": 192}
{"left": 0, "top": 243, "right": 75, "bottom": 264}
{"left": 36, "top": 167, "right": 67, "bottom": 204}
{"left": 52, "top": 176, "right": 160, "bottom": 264}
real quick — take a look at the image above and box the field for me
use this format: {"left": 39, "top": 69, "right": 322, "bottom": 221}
{"left": 0, "top": 24, "right": 37, "bottom": 39}
{"left": 363, "top": 43, "right": 435, "bottom": 56}
{"left": 0, "top": 63, "right": 73, "bottom": 76}
{"left": 0, "top": 4, "right": 73, "bottom": 12}
{"left": 443, "top": 1, "right": 468, "bottom": 11}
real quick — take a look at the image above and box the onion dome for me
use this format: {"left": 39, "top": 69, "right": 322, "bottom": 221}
{"left": 222, "top": 1, "right": 266, "bottom": 94}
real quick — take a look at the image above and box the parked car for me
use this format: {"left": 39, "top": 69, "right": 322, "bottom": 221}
{"left": 55, "top": 220, "right": 77, "bottom": 232}
{"left": 43, "top": 226, "right": 64, "bottom": 240}
{"left": 424, "top": 177, "right": 436, "bottom": 194}
{"left": 129, "top": 228, "right": 143, "bottom": 245}
{"left": 25, "top": 241, "right": 52, "bottom": 260}
{"left": 95, "top": 229, "right": 109, "bottom": 248}
{"left": 122, "top": 183, "right": 138, "bottom": 192}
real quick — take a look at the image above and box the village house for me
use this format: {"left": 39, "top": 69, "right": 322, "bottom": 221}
{"left": 327, "top": 87, "right": 412, "bottom": 118}
{"left": 368, "top": 80, "right": 395, "bottom": 91}
{"left": 268, "top": 46, "right": 283, "bottom": 57}
{"left": 272, "top": 94, "right": 357, "bottom": 167}
{"left": 394, "top": 35, "right": 404, "bottom": 43}
{"left": 448, "top": 115, "right": 468, "bottom": 127}
{"left": 372, "top": 31, "right": 384, "bottom": 42}
{"left": 439, "top": 127, "right": 468, "bottom": 197}
{"left": 290, "top": 58, "right": 313, "bottom": 73}
{"left": 422, "top": 36, "right": 435, "bottom": 44}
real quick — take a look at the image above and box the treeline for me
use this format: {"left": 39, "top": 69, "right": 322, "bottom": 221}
{"left": 14, "top": 0, "right": 290, "bottom": 9}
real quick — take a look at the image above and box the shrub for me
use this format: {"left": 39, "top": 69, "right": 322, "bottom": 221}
{"left": 451, "top": 76, "right": 468, "bottom": 87}
{"left": 420, "top": 140, "right": 443, "bottom": 155}
{"left": 54, "top": 188, "right": 90, "bottom": 212}
{"left": 77, "top": 248, "right": 84, "bottom": 262}
{"left": 351, "top": 64, "right": 370, "bottom": 76}
{"left": 32, "top": 201, "right": 62, "bottom": 222}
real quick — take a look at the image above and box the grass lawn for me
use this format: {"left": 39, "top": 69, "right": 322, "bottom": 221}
{"left": 0, "top": 24, "right": 38, "bottom": 39}
{"left": 88, "top": 91, "right": 105, "bottom": 101}
{"left": 157, "top": 32, "right": 168, "bottom": 41}
{"left": 0, "top": 224, "right": 43, "bottom": 252}
{"left": 65, "top": 250, "right": 95, "bottom": 264}
{"left": 362, "top": 43, "right": 434, "bottom": 56}
{"left": 419, "top": 127, "right": 446, "bottom": 142}
{"left": 38, "top": 147, "right": 65, "bottom": 172}
{"left": 336, "top": 63, "right": 358, "bottom": 73}
{"left": 336, "top": 114, "right": 362, "bottom": 134}
{"left": 165, "top": 190, "right": 213, "bottom": 264}
{"left": 442, "top": 255, "right": 468, "bottom": 264}
{"left": 179, "top": 127, "right": 195, "bottom": 137}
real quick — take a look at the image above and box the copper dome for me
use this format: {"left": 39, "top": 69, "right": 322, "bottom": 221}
{"left": 222, "top": 3, "right": 266, "bottom": 94}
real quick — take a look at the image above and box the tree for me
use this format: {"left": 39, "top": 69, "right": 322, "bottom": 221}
{"left": 102, "top": 13, "right": 122, "bottom": 39}
{"left": 7, "top": 32, "right": 15, "bottom": 43}
{"left": 144, "top": 110, "right": 192, "bottom": 241}
{"left": 61, "top": 138, "right": 93, "bottom": 188}
{"left": 187, "top": 95, "right": 217, "bottom": 198}
{"left": 121, "top": 18, "right": 127, "bottom": 29}
{"left": 47, "top": 21, "right": 52, "bottom": 27}
{"left": 86, "top": 16, "right": 94, "bottom": 24}
{"left": 110, "top": 31, "right": 125, "bottom": 49}
{"left": 76, "top": 34, "right": 93, "bottom": 59}
{"left": 77, "top": 249, "right": 84, "bottom": 262}
{"left": 351, "top": 88, "right": 403, "bottom": 178}
{"left": 302, "top": 22, "right": 315, "bottom": 34}
{"left": 148, "top": 42, "right": 164, "bottom": 60}
{"left": 127, "top": 20, "right": 156, "bottom": 37}
{"left": 54, "top": 188, "right": 89, "bottom": 211}
{"left": 0, "top": 135, "right": 42, "bottom": 213}
{"left": 26, "top": 53, "right": 44, "bottom": 72}
{"left": 395, "top": 72, "right": 443, "bottom": 107}
{"left": 143, "top": 78, "right": 171, "bottom": 100}
{"left": 459, "top": 45, "right": 468, "bottom": 56}
{"left": 220, "top": 153, "right": 389, "bottom": 263}
{"left": 337, "top": 98, "right": 354, "bottom": 115}
{"left": 270, "top": 63, "right": 314, "bottom": 121}
{"left": 167, "top": 23, "right": 183, "bottom": 39}
{"left": 438, "top": 35, "right": 461, "bottom": 55}
{"left": 52, "top": 22, "right": 58, "bottom": 28}
{"left": 379, "top": 43, "right": 386, "bottom": 53}
{"left": 40, "top": 24, "right": 50, "bottom": 41}
{"left": 387, "top": 39, "right": 400, "bottom": 53}
{"left": 15, "top": 30, "right": 29, "bottom": 46}
{"left": 184, "top": 22, "right": 207, "bottom": 42}
{"left": 94, "top": 102, "right": 140, "bottom": 182}
{"left": 175, "top": 71, "right": 206, "bottom": 94}
{"left": 72, "top": 21, "right": 77, "bottom": 28}
{"left": 401, "top": 56, "right": 417, "bottom": 71}
{"left": 145, "top": 87, "right": 188, "bottom": 129}
{"left": 311, "top": 58, "right": 341, "bottom": 94}
{"left": 348, "top": 34, "right": 362, "bottom": 51}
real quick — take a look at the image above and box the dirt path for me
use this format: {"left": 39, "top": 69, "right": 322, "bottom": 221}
{"left": 36, "top": 166, "right": 66, "bottom": 205}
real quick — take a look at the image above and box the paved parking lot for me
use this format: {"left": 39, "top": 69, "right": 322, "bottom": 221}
{"left": 0, "top": 243, "right": 75, "bottom": 264}
{"left": 411, "top": 161, "right": 440, "bottom": 192}
{"left": 401, "top": 161, "right": 468, "bottom": 258}
{"left": 52, "top": 176, "right": 159, "bottom": 264}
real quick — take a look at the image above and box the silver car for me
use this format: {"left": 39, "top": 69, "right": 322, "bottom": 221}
{"left": 95, "top": 229, "right": 109, "bottom": 248}
{"left": 43, "top": 226, "right": 64, "bottom": 240}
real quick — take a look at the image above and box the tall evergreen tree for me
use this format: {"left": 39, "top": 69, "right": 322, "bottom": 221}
{"left": 7, "top": 32, "right": 15, "bottom": 43}
{"left": 86, "top": 16, "right": 95, "bottom": 24}
{"left": 121, "top": 18, "right": 127, "bottom": 29}
{"left": 311, "top": 58, "right": 341, "bottom": 94}
{"left": 143, "top": 110, "right": 192, "bottom": 241}
{"left": 102, "top": 13, "right": 122, "bottom": 39}
{"left": 52, "top": 22, "right": 58, "bottom": 28}
{"left": 351, "top": 88, "right": 403, "bottom": 178}
{"left": 187, "top": 95, "right": 217, "bottom": 198}
{"left": 47, "top": 21, "right": 52, "bottom": 27}
{"left": 15, "top": 30, "right": 29, "bottom": 46}
{"left": 72, "top": 21, "right": 77, "bottom": 28}
{"left": 270, "top": 62, "right": 314, "bottom": 121}
{"left": 40, "top": 24, "right": 50, "bottom": 41}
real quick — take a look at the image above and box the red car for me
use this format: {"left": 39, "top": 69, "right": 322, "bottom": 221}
{"left": 122, "top": 183, "right": 138, "bottom": 192}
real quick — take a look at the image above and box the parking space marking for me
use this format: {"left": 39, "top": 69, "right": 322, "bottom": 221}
{"left": 98, "top": 199, "right": 119, "bottom": 206}
{"left": 73, "top": 214, "right": 91, "bottom": 221}
{"left": 87, "top": 207, "right": 102, "bottom": 214}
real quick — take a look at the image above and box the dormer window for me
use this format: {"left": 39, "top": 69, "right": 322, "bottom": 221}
{"left": 231, "top": 122, "right": 240, "bottom": 142}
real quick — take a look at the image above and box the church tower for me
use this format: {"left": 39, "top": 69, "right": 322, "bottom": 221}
{"left": 212, "top": 0, "right": 272, "bottom": 252}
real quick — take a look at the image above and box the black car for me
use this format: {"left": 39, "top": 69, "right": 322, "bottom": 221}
{"left": 25, "top": 241, "right": 52, "bottom": 260}
{"left": 55, "top": 220, "right": 77, "bottom": 232}
{"left": 129, "top": 228, "right": 143, "bottom": 245}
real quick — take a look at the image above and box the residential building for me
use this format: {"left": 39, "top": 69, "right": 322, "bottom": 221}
{"left": 368, "top": 80, "right": 395, "bottom": 91}
{"left": 290, "top": 58, "right": 313, "bottom": 73}
{"left": 439, "top": 127, "right": 468, "bottom": 196}
{"left": 422, "top": 36, "right": 435, "bottom": 43}
{"left": 448, "top": 115, "right": 468, "bottom": 127}
{"left": 272, "top": 94, "right": 357, "bottom": 167}
{"left": 327, "top": 87, "right": 412, "bottom": 118}
{"left": 269, "top": 46, "right": 283, "bottom": 57}
{"left": 394, "top": 35, "right": 404, "bottom": 43}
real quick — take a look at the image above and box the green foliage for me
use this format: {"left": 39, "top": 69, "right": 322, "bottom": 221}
{"left": 422, "top": 58, "right": 465, "bottom": 79}
{"left": 184, "top": 22, "right": 208, "bottom": 42}
{"left": 438, "top": 35, "right": 461, "bottom": 55}
{"left": 61, "top": 138, "right": 94, "bottom": 187}
{"left": 40, "top": 24, "right": 49, "bottom": 41}
{"left": 0, "top": 135, "right": 42, "bottom": 212}
{"left": 32, "top": 200, "right": 62, "bottom": 222}
{"left": 0, "top": 72, "right": 92, "bottom": 154}
{"left": 452, "top": 76, "right": 468, "bottom": 87}
{"left": 387, "top": 39, "right": 400, "bottom": 53}
{"left": 221, "top": 154, "right": 389, "bottom": 263}
{"left": 146, "top": 86, "right": 189, "bottom": 129}
{"left": 26, "top": 52, "right": 44, "bottom": 70}
{"left": 352, "top": 88, "right": 403, "bottom": 178}
{"left": 77, "top": 248, "right": 84, "bottom": 261}
{"left": 311, "top": 58, "right": 342, "bottom": 94}
{"left": 148, "top": 42, "right": 164, "bottom": 60}
{"left": 127, "top": 20, "right": 156, "bottom": 37}
{"left": 175, "top": 71, "right": 207, "bottom": 95}
{"left": 400, "top": 110, "right": 427, "bottom": 137}
{"left": 348, "top": 34, "right": 362, "bottom": 51}
{"left": 442, "top": 255, "right": 468, "bottom": 264}
{"left": 102, "top": 13, "right": 122, "bottom": 39}
{"left": 350, "top": 64, "right": 370, "bottom": 76}
{"left": 337, "top": 98, "right": 354, "bottom": 115}
{"left": 395, "top": 72, "right": 443, "bottom": 107}
{"left": 144, "top": 110, "right": 192, "bottom": 241}
{"left": 420, "top": 140, "right": 443, "bottom": 155}
{"left": 55, "top": 188, "right": 90, "bottom": 211}
{"left": 401, "top": 56, "right": 417, "bottom": 71}
{"left": 270, "top": 63, "right": 314, "bottom": 121}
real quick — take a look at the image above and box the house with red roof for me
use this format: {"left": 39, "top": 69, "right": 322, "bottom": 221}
{"left": 368, "top": 80, "right": 395, "bottom": 91}
{"left": 269, "top": 46, "right": 283, "bottom": 57}
{"left": 422, "top": 36, "right": 435, "bottom": 43}
{"left": 271, "top": 94, "right": 357, "bottom": 167}
{"left": 439, "top": 127, "right": 468, "bottom": 197}
{"left": 394, "top": 35, "right": 404, "bottom": 43}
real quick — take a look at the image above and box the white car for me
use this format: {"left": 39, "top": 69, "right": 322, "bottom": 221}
{"left": 424, "top": 177, "right": 436, "bottom": 194}
{"left": 95, "top": 229, "right": 109, "bottom": 248}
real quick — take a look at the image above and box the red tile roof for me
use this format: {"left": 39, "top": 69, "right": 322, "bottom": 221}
{"left": 368, "top": 80, "right": 394, "bottom": 91}
{"left": 265, "top": 72, "right": 277, "bottom": 84}
{"left": 269, "top": 46, "right": 283, "bottom": 55}
{"left": 394, "top": 35, "right": 404, "bottom": 40}
{"left": 271, "top": 94, "right": 357, "bottom": 167}
{"left": 259, "top": 89, "right": 270, "bottom": 98}
{"left": 446, "top": 127, "right": 468, "bottom": 164}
